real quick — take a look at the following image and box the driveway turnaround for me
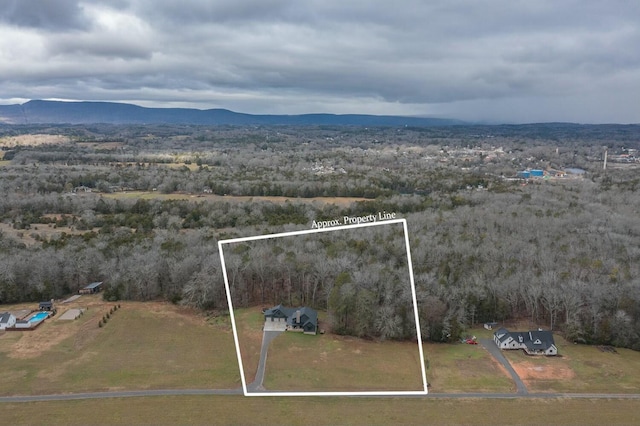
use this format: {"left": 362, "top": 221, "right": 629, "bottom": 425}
{"left": 479, "top": 338, "right": 528, "bottom": 395}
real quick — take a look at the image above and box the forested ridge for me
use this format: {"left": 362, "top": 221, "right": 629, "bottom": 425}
{"left": 0, "top": 124, "right": 639, "bottom": 348}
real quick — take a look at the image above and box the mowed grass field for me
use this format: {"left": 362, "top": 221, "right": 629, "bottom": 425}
{"left": 265, "top": 330, "right": 424, "bottom": 392}
{"left": 469, "top": 323, "right": 640, "bottom": 393}
{"left": 504, "top": 334, "right": 640, "bottom": 393}
{"left": 423, "top": 342, "right": 514, "bottom": 393}
{"left": 236, "top": 306, "right": 425, "bottom": 392}
{"left": 2, "top": 301, "right": 640, "bottom": 424}
{"left": 0, "top": 297, "right": 240, "bottom": 396}
{"left": 3, "top": 396, "right": 640, "bottom": 426}
{"left": 232, "top": 307, "right": 265, "bottom": 383}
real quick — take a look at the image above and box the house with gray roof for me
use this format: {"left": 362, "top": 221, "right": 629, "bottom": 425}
{"left": 494, "top": 327, "right": 557, "bottom": 356}
{"left": 263, "top": 304, "right": 318, "bottom": 335}
{"left": 0, "top": 312, "right": 16, "bottom": 330}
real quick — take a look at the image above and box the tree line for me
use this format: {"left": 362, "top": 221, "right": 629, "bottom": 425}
{"left": 0, "top": 124, "right": 639, "bottom": 349}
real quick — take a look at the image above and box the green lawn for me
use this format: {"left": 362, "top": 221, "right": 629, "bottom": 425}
{"left": 233, "top": 306, "right": 424, "bottom": 392}
{"left": 2, "top": 396, "right": 640, "bottom": 426}
{"left": 265, "top": 332, "right": 424, "bottom": 391}
{"left": 424, "top": 342, "right": 515, "bottom": 393}
{"left": 1, "top": 305, "right": 640, "bottom": 426}
{"left": 0, "top": 302, "right": 240, "bottom": 396}
{"left": 231, "top": 307, "right": 265, "bottom": 383}
{"left": 504, "top": 335, "right": 640, "bottom": 393}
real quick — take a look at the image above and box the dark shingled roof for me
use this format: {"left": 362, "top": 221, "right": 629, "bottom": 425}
{"left": 83, "top": 281, "right": 103, "bottom": 290}
{"left": 0, "top": 312, "right": 14, "bottom": 323}
{"left": 264, "top": 305, "right": 318, "bottom": 333}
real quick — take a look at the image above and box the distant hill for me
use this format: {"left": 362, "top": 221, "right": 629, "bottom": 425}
{"left": 0, "top": 100, "right": 465, "bottom": 126}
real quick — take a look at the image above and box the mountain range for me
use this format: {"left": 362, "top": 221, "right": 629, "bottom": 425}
{"left": 0, "top": 100, "right": 464, "bottom": 127}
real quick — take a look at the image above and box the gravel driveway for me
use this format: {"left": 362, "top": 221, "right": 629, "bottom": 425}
{"left": 479, "top": 338, "right": 528, "bottom": 394}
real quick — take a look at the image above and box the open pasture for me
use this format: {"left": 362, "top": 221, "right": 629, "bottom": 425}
{"left": 2, "top": 396, "right": 640, "bottom": 426}
{"left": 264, "top": 330, "right": 424, "bottom": 392}
{"left": 101, "top": 190, "right": 369, "bottom": 205}
{"left": 505, "top": 335, "right": 640, "bottom": 393}
{"left": 423, "top": 341, "right": 514, "bottom": 393}
{"left": 0, "top": 298, "right": 239, "bottom": 396}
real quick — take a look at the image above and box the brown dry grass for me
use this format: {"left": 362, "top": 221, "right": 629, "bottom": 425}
{"left": 232, "top": 307, "right": 265, "bottom": 383}
{"left": 76, "top": 142, "right": 125, "bottom": 149}
{"left": 0, "top": 298, "right": 240, "bottom": 395}
{"left": 266, "top": 332, "right": 424, "bottom": 391}
{"left": 0, "top": 222, "right": 97, "bottom": 247}
{"left": 502, "top": 333, "right": 640, "bottom": 393}
{"left": 423, "top": 342, "right": 515, "bottom": 393}
{"left": 5, "top": 295, "right": 112, "bottom": 359}
{"left": 0, "top": 134, "right": 70, "bottom": 147}
{"left": 3, "top": 396, "right": 640, "bottom": 426}
{"left": 102, "top": 190, "right": 370, "bottom": 205}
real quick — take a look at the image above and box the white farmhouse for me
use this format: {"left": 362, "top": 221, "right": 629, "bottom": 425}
{"left": 494, "top": 327, "right": 557, "bottom": 356}
{"left": 0, "top": 312, "right": 16, "bottom": 330}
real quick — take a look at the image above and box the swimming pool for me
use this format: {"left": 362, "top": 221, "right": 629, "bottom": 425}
{"left": 29, "top": 312, "right": 49, "bottom": 322}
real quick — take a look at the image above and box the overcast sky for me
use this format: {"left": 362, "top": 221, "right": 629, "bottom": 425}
{"left": 1, "top": 0, "right": 639, "bottom": 123}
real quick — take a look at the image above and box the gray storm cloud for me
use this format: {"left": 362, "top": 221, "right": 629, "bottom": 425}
{"left": 0, "top": 0, "right": 638, "bottom": 123}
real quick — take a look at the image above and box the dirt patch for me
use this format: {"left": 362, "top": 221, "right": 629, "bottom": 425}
{"left": 512, "top": 361, "right": 575, "bottom": 380}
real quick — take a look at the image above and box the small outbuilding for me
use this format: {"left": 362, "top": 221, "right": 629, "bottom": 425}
{"left": 484, "top": 322, "right": 498, "bottom": 330}
{"left": 79, "top": 281, "right": 103, "bottom": 294}
{"left": 39, "top": 300, "right": 55, "bottom": 312}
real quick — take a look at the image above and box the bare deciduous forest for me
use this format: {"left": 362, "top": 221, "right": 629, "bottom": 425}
{"left": 1, "top": 123, "right": 639, "bottom": 348}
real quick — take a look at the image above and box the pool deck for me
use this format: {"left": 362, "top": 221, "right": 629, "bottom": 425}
{"left": 8, "top": 309, "right": 32, "bottom": 320}
{"left": 59, "top": 309, "right": 84, "bottom": 320}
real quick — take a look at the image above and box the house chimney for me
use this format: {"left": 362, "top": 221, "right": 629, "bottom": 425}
{"left": 296, "top": 310, "right": 301, "bottom": 324}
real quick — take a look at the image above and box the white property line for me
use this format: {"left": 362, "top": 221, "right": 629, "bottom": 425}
{"left": 218, "top": 218, "right": 428, "bottom": 396}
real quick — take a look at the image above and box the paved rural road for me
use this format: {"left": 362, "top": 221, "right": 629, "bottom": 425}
{"left": 3, "top": 389, "right": 640, "bottom": 403}
{"left": 3, "top": 335, "right": 640, "bottom": 403}
{"left": 247, "top": 330, "right": 283, "bottom": 392}
{"left": 479, "top": 338, "right": 528, "bottom": 395}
